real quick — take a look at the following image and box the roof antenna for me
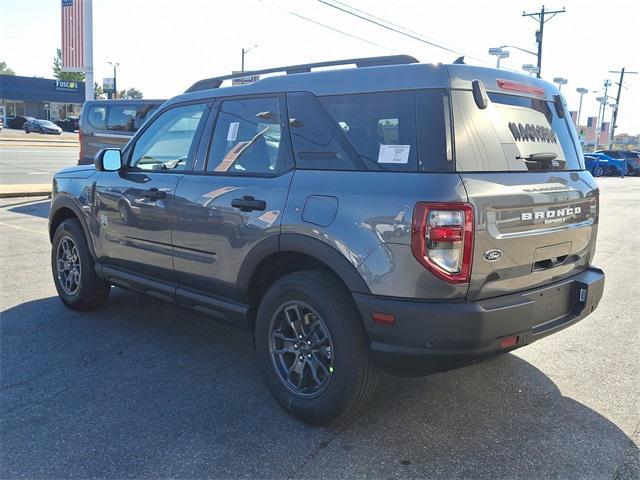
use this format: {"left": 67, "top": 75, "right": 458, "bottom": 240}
{"left": 453, "top": 56, "right": 466, "bottom": 64}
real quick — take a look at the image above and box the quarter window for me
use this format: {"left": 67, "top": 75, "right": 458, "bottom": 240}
{"left": 130, "top": 103, "right": 206, "bottom": 171}
{"left": 207, "top": 97, "right": 284, "bottom": 174}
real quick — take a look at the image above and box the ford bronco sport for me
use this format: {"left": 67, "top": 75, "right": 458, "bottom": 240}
{"left": 49, "top": 55, "right": 605, "bottom": 424}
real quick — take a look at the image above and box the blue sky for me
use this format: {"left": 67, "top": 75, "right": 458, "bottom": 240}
{"left": 2, "top": 0, "right": 639, "bottom": 133}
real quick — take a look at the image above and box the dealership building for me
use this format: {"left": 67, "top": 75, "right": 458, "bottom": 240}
{"left": 0, "top": 74, "right": 85, "bottom": 123}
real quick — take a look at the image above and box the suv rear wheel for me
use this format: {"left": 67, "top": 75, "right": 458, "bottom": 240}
{"left": 255, "top": 271, "right": 378, "bottom": 425}
{"left": 51, "top": 218, "right": 111, "bottom": 310}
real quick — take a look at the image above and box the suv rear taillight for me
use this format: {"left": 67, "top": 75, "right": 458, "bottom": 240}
{"left": 411, "top": 203, "right": 474, "bottom": 284}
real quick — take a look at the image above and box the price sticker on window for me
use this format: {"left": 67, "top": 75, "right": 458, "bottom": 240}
{"left": 378, "top": 145, "right": 410, "bottom": 164}
{"left": 227, "top": 122, "right": 239, "bottom": 141}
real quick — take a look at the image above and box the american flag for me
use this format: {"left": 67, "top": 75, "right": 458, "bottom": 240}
{"left": 61, "top": 0, "right": 84, "bottom": 71}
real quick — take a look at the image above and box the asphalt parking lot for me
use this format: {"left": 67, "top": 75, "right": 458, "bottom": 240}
{"left": 0, "top": 177, "right": 638, "bottom": 479}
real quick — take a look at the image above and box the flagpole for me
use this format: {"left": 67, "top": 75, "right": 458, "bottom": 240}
{"left": 83, "top": 0, "right": 94, "bottom": 101}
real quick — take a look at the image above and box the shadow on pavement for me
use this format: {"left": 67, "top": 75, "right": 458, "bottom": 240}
{"left": 2, "top": 198, "right": 50, "bottom": 219}
{"left": 0, "top": 289, "right": 637, "bottom": 479}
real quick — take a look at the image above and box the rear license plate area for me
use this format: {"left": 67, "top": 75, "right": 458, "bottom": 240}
{"left": 529, "top": 284, "right": 572, "bottom": 327}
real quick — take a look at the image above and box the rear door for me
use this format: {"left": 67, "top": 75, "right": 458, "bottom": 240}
{"left": 451, "top": 83, "right": 598, "bottom": 301}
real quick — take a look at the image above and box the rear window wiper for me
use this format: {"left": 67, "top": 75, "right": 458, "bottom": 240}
{"left": 517, "top": 152, "right": 557, "bottom": 162}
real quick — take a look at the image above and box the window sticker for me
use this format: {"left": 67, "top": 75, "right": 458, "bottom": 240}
{"left": 227, "top": 122, "right": 240, "bottom": 142}
{"left": 378, "top": 144, "right": 410, "bottom": 164}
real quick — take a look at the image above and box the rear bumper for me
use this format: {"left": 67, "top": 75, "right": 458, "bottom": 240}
{"left": 353, "top": 267, "right": 605, "bottom": 376}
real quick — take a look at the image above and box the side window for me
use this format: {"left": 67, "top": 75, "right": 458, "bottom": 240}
{"left": 319, "top": 91, "right": 419, "bottom": 172}
{"left": 206, "top": 97, "right": 284, "bottom": 174}
{"left": 130, "top": 103, "right": 206, "bottom": 171}
{"left": 87, "top": 105, "right": 106, "bottom": 129}
{"left": 287, "top": 92, "right": 358, "bottom": 170}
{"left": 107, "top": 105, "right": 137, "bottom": 132}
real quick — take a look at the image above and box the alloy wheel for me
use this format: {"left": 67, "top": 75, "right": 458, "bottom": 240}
{"left": 269, "top": 301, "right": 335, "bottom": 397}
{"left": 56, "top": 236, "right": 81, "bottom": 295}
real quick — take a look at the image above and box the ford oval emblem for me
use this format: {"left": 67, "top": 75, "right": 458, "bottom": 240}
{"left": 483, "top": 249, "right": 503, "bottom": 262}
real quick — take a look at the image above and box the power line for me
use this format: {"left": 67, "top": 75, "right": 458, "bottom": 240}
{"left": 316, "top": 0, "right": 491, "bottom": 65}
{"left": 286, "top": 11, "right": 399, "bottom": 52}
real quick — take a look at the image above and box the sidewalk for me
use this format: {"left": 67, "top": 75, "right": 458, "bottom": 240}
{"left": 0, "top": 184, "right": 51, "bottom": 198}
{"left": 0, "top": 129, "right": 78, "bottom": 147}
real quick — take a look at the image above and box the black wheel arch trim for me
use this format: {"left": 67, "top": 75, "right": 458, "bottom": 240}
{"left": 49, "top": 195, "right": 97, "bottom": 260}
{"left": 236, "top": 233, "right": 371, "bottom": 302}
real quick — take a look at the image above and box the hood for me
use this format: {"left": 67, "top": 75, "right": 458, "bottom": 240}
{"left": 55, "top": 164, "right": 96, "bottom": 179}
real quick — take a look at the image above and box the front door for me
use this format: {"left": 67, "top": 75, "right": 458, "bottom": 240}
{"left": 93, "top": 102, "right": 208, "bottom": 282}
{"left": 171, "top": 95, "right": 293, "bottom": 301}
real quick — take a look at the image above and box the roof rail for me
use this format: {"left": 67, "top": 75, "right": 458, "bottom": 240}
{"left": 185, "top": 54, "right": 419, "bottom": 93}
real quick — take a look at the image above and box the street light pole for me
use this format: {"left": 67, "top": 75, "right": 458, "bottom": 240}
{"left": 241, "top": 45, "right": 258, "bottom": 72}
{"left": 553, "top": 77, "right": 568, "bottom": 91}
{"left": 594, "top": 80, "right": 611, "bottom": 152}
{"left": 576, "top": 87, "right": 588, "bottom": 126}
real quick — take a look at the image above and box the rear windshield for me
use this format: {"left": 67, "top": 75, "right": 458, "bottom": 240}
{"left": 85, "top": 103, "right": 160, "bottom": 133}
{"left": 452, "top": 90, "right": 583, "bottom": 172}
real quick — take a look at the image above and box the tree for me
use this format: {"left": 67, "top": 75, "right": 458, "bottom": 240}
{"left": 118, "top": 87, "right": 143, "bottom": 99}
{"left": 0, "top": 61, "right": 15, "bottom": 75}
{"left": 93, "top": 82, "right": 106, "bottom": 100}
{"left": 52, "top": 48, "right": 85, "bottom": 82}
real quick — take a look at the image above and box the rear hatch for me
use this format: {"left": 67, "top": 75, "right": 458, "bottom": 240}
{"left": 449, "top": 73, "right": 599, "bottom": 301}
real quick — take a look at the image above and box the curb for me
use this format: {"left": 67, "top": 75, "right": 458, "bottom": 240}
{"left": 0, "top": 142, "right": 79, "bottom": 148}
{"left": 0, "top": 185, "right": 52, "bottom": 199}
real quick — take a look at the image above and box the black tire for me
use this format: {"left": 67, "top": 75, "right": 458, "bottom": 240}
{"left": 255, "top": 270, "right": 378, "bottom": 425}
{"left": 51, "top": 218, "right": 110, "bottom": 310}
{"left": 593, "top": 165, "right": 604, "bottom": 177}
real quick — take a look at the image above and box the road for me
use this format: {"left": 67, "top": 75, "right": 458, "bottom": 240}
{"left": 0, "top": 146, "right": 78, "bottom": 185}
{"left": 0, "top": 178, "right": 638, "bottom": 479}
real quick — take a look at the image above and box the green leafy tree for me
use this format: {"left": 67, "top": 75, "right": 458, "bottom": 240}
{"left": 94, "top": 82, "right": 106, "bottom": 100}
{"left": 52, "top": 48, "right": 85, "bottom": 82}
{"left": 119, "top": 87, "right": 143, "bottom": 99}
{"left": 0, "top": 61, "right": 15, "bottom": 75}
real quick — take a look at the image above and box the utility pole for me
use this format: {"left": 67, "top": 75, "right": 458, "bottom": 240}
{"left": 608, "top": 67, "right": 638, "bottom": 148}
{"left": 522, "top": 5, "right": 566, "bottom": 78}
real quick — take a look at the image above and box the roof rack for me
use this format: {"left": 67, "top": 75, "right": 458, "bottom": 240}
{"left": 185, "top": 55, "right": 419, "bottom": 93}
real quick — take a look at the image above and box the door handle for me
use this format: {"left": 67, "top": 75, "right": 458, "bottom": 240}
{"left": 142, "top": 188, "right": 166, "bottom": 200}
{"left": 231, "top": 196, "right": 266, "bottom": 212}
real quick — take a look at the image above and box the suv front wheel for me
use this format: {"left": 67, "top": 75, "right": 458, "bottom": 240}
{"left": 255, "top": 271, "right": 378, "bottom": 425}
{"left": 51, "top": 218, "right": 111, "bottom": 310}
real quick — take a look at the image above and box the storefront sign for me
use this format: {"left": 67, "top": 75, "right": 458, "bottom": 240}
{"left": 55, "top": 80, "right": 79, "bottom": 91}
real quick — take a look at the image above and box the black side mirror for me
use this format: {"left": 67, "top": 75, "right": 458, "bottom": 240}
{"left": 95, "top": 149, "right": 123, "bottom": 171}
{"left": 472, "top": 79, "right": 489, "bottom": 109}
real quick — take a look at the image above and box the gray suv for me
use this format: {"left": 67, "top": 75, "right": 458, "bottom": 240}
{"left": 49, "top": 55, "right": 605, "bottom": 424}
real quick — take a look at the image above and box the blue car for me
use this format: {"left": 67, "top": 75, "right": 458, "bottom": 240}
{"left": 595, "top": 150, "right": 640, "bottom": 176}
{"left": 587, "top": 152, "right": 627, "bottom": 176}
{"left": 584, "top": 155, "right": 606, "bottom": 177}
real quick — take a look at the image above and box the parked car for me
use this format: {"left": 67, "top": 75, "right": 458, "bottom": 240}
{"left": 78, "top": 99, "right": 165, "bottom": 165}
{"left": 49, "top": 55, "right": 604, "bottom": 425}
{"left": 595, "top": 150, "right": 640, "bottom": 176}
{"left": 589, "top": 151, "right": 627, "bottom": 176}
{"left": 55, "top": 116, "right": 80, "bottom": 132}
{"left": 23, "top": 118, "right": 63, "bottom": 135}
{"left": 7, "top": 115, "right": 35, "bottom": 129}
{"left": 584, "top": 154, "right": 605, "bottom": 176}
